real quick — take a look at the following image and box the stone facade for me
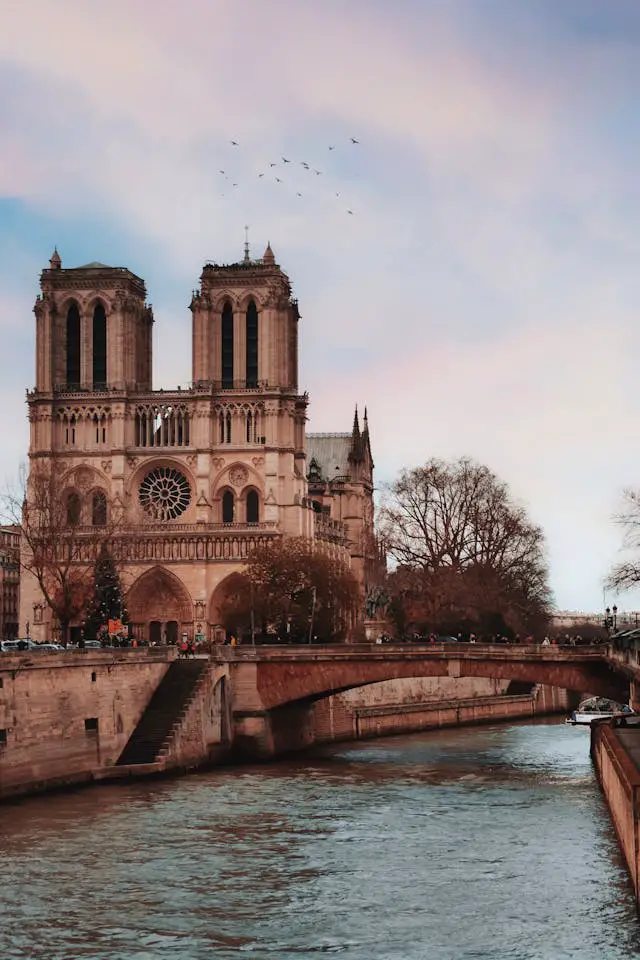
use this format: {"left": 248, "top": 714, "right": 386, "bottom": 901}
{"left": 0, "top": 525, "right": 20, "bottom": 640}
{"left": 22, "top": 245, "right": 378, "bottom": 643}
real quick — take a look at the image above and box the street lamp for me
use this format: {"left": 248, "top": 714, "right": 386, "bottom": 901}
{"left": 604, "top": 605, "right": 618, "bottom": 634}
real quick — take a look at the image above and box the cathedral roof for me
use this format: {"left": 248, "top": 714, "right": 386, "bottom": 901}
{"left": 306, "top": 433, "right": 352, "bottom": 481}
{"left": 76, "top": 261, "right": 112, "bottom": 269}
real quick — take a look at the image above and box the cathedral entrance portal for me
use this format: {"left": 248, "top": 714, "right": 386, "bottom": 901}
{"left": 209, "top": 574, "right": 249, "bottom": 643}
{"left": 127, "top": 567, "right": 193, "bottom": 646}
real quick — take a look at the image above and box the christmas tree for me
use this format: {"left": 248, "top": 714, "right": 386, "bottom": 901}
{"left": 83, "top": 548, "right": 128, "bottom": 641}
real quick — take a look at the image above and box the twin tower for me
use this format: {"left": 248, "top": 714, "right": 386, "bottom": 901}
{"left": 34, "top": 242, "right": 297, "bottom": 397}
{"left": 24, "top": 244, "right": 375, "bottom": 644}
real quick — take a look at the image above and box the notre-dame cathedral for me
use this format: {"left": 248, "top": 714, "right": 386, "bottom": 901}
{"left": 22, "top": 244, "right": 377, "bottom": 643}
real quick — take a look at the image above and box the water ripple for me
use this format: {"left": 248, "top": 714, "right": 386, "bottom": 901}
{"left": 2, "top": 721, "right": 640, "bottom": 959}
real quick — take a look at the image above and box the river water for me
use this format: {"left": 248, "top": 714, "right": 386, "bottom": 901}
{"left": 2, "top": 720, "right": 640, "bottom": 960}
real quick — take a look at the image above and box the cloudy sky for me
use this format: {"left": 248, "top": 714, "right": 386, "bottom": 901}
{"left": 2, "top": 0, "right": 640, "bottom": 614}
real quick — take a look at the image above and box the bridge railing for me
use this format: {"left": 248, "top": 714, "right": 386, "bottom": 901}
{"left": 210, "top": 642, "right": 610, "bottom": 662}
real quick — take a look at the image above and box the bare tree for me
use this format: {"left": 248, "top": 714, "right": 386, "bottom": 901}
{"left": 379, "top": 458, "right": 552, "bottom": 635}
{"left": 2, "top": 463, "right": 120, "bottom": 644}
{"left": 219, "top": 537, "right": 359, "bottom": 642}
{"left": 607, "top": 488, "right": 640, "bottom": 592}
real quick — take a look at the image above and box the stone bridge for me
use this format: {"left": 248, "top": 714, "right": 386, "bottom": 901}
{"left": 213, "top": 643, "right": 630, "bottom": 758}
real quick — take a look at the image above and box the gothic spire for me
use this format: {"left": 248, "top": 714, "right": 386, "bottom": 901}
{"left": 49, "top": 247, "right": 61, "bottom": 270}
{"left": 349, "top": 404, "right": 364, "bottom": 461}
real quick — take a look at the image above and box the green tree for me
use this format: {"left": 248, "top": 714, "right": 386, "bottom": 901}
{"left": 83, "top": 547, "right": 128, "bottom": 641}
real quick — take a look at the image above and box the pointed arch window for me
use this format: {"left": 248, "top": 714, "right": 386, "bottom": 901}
{"left": 246, "top": 489, "right": 259, "bottom": 524}
{"left": 66, "top": 491, "right": 81, "bottom": 527}
{"left": 222, "top": 490, "right": 235, "bottom": 524}
{"left": 66, "top": 304, "right": 81, "bottom": 387}
{"left": 92, "top": 490, "right": 107, "bottom": 526}
{"left": 221, "top": 302, "right": 234, "bottom": 388}
{"left": 246, "top": 300, "right": 258, "bottom": 388}
{"left": 246, "top": 410, "right": 253, "bottom": 443}
{"left": 225, "top": 410, "right": 232, "bottom": 444}
{"left": 92, "top": 303, "right": 107, "bottom": 387}
{"left": 218, "top": 411, "right": 225, "bottom": 444}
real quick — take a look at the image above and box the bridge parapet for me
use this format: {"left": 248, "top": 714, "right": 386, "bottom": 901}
{"left": 213, "top": 643, "right": 610, "bottom": 664}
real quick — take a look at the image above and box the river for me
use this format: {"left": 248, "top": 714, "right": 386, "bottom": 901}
{"left": 1, "top": 720, "right": 640, "bottom": 960}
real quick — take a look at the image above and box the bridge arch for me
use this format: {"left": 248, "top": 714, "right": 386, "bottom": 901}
{"left": 247, "top": 650, "right": 628, "bottom": 711}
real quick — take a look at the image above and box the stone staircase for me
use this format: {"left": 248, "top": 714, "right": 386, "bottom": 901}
{"left": 116, "top": 659, "right": 209, "bottom": 766}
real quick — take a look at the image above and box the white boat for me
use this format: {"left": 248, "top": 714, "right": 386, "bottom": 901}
{"left": 566, "top": 697, "right": 634, "bottom": 725}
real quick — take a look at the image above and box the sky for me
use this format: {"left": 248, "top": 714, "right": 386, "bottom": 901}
{"left": 1, "top": 0, "right": 640, "bottom": 614}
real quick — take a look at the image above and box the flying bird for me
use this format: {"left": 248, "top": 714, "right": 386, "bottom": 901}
{"left": 258, "top": 173, "right": 264, "bottom": 178}
{"left": 269, "top": 162, "right": 278, "bottom": 167}
{"left": 301, "top": 162, "right": 310, "bottom": 169}
{"left": 275, "top": 177, "right": 283, "bottom": 183}
{"left": 350, "top": 137, "right": 359, "bottom": 144}
{"left": 313, "top": 169, "right": 322, "bottom": 175}
{"left": 281, "top": 156, "right": 291, "bottom": 163}
{"left": 296, "top": 192, "right": 303, "bottom": 198}
{"left": 219, "top": 170, "right": 225, "bottom": 175}
{"left": 347, "top": 209, "right": 354, "bottom": 215}
{"left": 328, "top": 145, "right": 335, "bottom": 150}
{"left": 230, "top": 140, "right": 239, "bottom": 146}
{"left": 233, "top": 183, "right": 238, "bottom": 187}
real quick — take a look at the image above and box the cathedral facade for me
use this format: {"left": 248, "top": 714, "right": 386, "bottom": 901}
{"left": 22, "top": 245, "right": 376, "bottom": 643}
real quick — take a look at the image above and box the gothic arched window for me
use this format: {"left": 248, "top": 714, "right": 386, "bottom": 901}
{"left": 66, "top": 304, "right": 81, "bottom": 387}
{"left": 246, "top": 300, "right": 258, "bottom": 388}
{"left": 92, "top": 303, "right": 107, "bottom": 387}
{"left": 222, "top": 489, "right": 234, "bottom": 524}
{"left": 66, "top": 491, "right": 81, "bottom": 527}
{"left": 221, "top": 302, "right": 234, "bottom": 388}
{"left": 246, "top": 410, "right": 253, "bottom": 443}
{"left": 225, "top": 410, "right": 232, "bottom": 444}
{"left": 246, "top": 489, "right": 259, "bottom": 524}
{"left": 91, "top": 490, "right": 107, "bottom": 526}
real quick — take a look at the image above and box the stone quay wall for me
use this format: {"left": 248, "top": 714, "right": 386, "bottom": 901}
{"left": 312, "top": 680, "right": 569, "bottom": 747}
{"left": 591, "top": 720, "right": 640, "bottom": 907}
{"left": 0, "top": 650, "right": 173, "bottom": 800}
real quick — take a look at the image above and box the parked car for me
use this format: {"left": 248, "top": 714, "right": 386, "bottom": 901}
{"left": 1, "top": 638, "right": 37, "bottom": 652}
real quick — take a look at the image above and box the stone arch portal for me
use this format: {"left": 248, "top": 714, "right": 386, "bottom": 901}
{"left": 209, "top": 573, "right": 248, "bottom": 642}
{"left": 127, "top": 566, "right": 193, "bottom": 645}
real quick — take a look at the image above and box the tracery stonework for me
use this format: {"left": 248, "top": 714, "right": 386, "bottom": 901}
{"left": 229, "top": 466, "right": 248, "bottom": 487}
{"left": 22, "top": 243, "right": 378, "bottom": 644}
{"left": 74, "top": 466, "right": 93, "bottom": 490}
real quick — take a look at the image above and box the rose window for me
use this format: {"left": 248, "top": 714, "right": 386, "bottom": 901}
{"left": 139, "top": 466, "right": 191, "bottom": 521}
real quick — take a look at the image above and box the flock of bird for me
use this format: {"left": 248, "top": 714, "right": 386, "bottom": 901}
{"left": 218, "top": 137, "right": 361, "bottom": 215}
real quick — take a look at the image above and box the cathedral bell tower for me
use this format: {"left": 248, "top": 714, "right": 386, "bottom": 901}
{"left": 34, "top": 251, "right": 153, "bottom": 395}
{"left": 190, "top": 242, "right": 299, "bottom": 391}
{"left": 189, "top": 241, "right": 309, "bottom": 535}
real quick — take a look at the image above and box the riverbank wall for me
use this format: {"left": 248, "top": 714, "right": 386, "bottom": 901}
{"left": 1, "top": 653, "right": 569, "bottom": 801}
{"left": 0, "top": 650, "right": 173, "bottom": 800}
{"left": 304, "top": 680, "right": 569, "bottom": 751}
{"left": 591, "top": 720, "right": 640, "bottom": 907}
